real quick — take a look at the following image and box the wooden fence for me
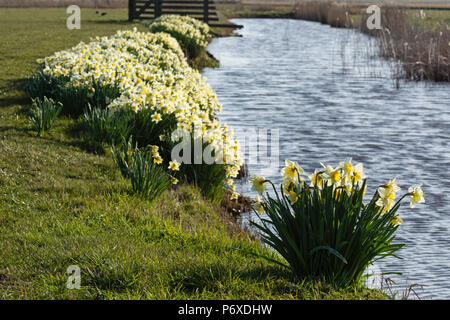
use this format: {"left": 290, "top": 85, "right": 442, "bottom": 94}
{"left": 128, "top": 0, "right": 241, "bottom": 28}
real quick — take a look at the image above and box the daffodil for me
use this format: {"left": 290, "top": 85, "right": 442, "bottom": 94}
{"left": 352, "top": 162, "right": 367, "bottom": 185}
{"left": 408, "top": 184, "right": 425, "bottom": 208}
{"left": 151, "top": 113, "right": 162, "bottom": 123}
{"left": 168, "top": 160, "right": 181, "bottom": 171}
{"left": 339, "top": 158, "right": 353, "bottom": 175}
{"left": 390, "top": 216, "right": 403, "bottom": 226}
{"left": 379, "top": 178, "right": 401, "bottom": 195}
{"left": 171, "top": 177, "right": 179, "bottom": 185}
{"left": 253, "top": 195, "right": 265, "bottom": 214}
{"left": 281, "top": 160, "right": 304, "bottom": 182}
{"left": 249, "top": 176, "right": 266, "bottom": 194}
{"left": 155, "top": 156, "right": 164, "bottom": 166}
{"left": 287, "top": 190, "right": 299, "bottom": 205}
{"left": 308, "top": 169, "right": 323, "bottom": 187}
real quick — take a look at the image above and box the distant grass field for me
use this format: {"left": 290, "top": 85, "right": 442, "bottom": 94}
{"left": 0, "top": 8, "right": 388, "bottom": 299}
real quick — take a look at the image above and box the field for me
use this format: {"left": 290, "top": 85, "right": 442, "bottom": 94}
{"left": 0, "top": 8, "right": 390, "bottom": 299}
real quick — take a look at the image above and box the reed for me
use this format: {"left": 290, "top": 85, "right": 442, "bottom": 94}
{"left": 293, "top": 0, "right": 450, "bottom": 82}
{"left": 292, "top": 0, "right": 357, "bottom": 28}
{"left": 360, "top": 7, "right": 450, "bottom": 82}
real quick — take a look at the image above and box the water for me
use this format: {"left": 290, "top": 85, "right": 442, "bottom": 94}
{"left": 202, "top": 19, "right": 450, "bottom": 299}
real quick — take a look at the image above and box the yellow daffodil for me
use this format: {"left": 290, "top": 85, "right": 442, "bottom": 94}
{"left": 390, "top": 216, "right": 403, "bottom": 226}
{"left": 308, "top": 169, "right": 323, "bottom": 187}
{"left": 151, "top": 113, "right": 162, "bottom": 123}
{"left": 288, "top": 190, "right": 299, "bottom": 205}
{"left": 339, "top": 158, "right": 353, "bottom": 175}
{"left": 352, "top": 162, "right": 367, "bottom": 185}
{"left": 168, "top": 160, "right": 181, "bottom": 171}
{"left": 153, "top": 155, "right": 163, "bottom": 164}
{"left": 281, "top": 160, "right": 304, "bottom": 182}
{"left": 253, "top": 195, "right": 265, "bottom": 214}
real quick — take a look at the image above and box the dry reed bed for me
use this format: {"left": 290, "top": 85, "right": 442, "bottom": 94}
{"left": 293, "top": 0, "right": 450, "bottom": 82}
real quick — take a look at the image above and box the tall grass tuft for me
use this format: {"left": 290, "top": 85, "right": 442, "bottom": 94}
{"left": 112, "top": 140, "right": 173, "bottom": 202}
{"left": 28, "top": 96, "right": 62, "bottom": 136}
{"left": 82, "top": 106, "right": 132, "bottom": 146}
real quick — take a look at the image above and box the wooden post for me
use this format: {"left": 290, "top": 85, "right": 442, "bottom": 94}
{"left": 155, "top": 0, "right": 162, "bottom": 18}
{"left": 203, "top": 0, "right": 209, "bottom": 24}
{"left": 128, "top": 0, "right": 135, "bottom": 21}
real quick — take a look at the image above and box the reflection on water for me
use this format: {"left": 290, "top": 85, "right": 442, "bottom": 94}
{"left": 202, "top": 18, "right": 450, "bottom": 299}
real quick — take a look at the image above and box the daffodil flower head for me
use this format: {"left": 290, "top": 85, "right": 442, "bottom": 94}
{"left": 352, "top": 162, "right": 367, "bottom": 185}
{"left": 375, "top": 194, "right": 395, "bottom": 213}
{"left": 308, "top": 169, "right": 323, "bottom": 188}
{"left": 281, "top": 160, "right": 304, "bottom": 182}
{"left": 249, "top": 175, "right": 266, "bottom": 195}
{"left": 153, "top": 155, "right": 163, "bottom": 164}
{"left": 390, "top": 216, "right": 403, "bottom": 226}
{"left": 339, "top": 158, "right": 353, "bottom": 175}
{"left": 168, "top": 160, "right": 181, "bottom": 171}
{"left": 288, "top": 190, "right": 299, "bottom": 205}
{"left": 253, "top": 195, "right": 265, "bottom": 214}
{"left": 151, "top": 113, "right": 162, "bottom": 123}
{"left": 408, "top": 184, "right": 425, "bottom": 208}
{"left": 382, "top": 178, "right": 401, "bottom": 194}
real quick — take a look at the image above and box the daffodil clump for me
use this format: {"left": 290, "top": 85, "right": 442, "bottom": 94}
{"left": 147, "top": 15, "right": 210, "bottom": 58}
{"left": 250, "top": 158, "right": 425, "bottom": 288}
{"left": 29, "top": 25, "right": 242, "bottom": 203}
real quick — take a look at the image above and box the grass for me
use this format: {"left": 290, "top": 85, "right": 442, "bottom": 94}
{"left": 217, "top": 2, "right": 295, "bottom": 19}
{"left": 0, "top": 8, "right": 389, "bottom": 299}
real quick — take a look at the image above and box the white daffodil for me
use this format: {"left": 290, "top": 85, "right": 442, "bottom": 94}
{"left": 408, "top": 184, "right": 425, "bottom": 208}
{"left": 249, "top": 176, "right": 266, "bottom": 195}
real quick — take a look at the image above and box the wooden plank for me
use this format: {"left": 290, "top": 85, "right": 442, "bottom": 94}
{"left": 203, "top": 0, "right": 209, "bottom": 24}
{"left": 155, "top": 0, "right": 161, "bottom": 18}
{"left": 129, "top": 0, "right": 136, "bottom": 21}
{"left": 136, "top": 0, "right": 154, "bottom": 17}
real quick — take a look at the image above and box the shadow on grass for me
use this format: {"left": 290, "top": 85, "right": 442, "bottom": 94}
{"left": 86, "top": 19, "right": 138, "bottom": 26}
{"left": 0, "top": 95, "right": 30, "bottom": 109}
{"left": 167, "top": 262, "right": 295, "bottom": 295}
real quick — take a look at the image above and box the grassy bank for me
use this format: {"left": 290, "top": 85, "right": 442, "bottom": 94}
{"left": 0, "top": 8, "right": 388, "bottom": 299}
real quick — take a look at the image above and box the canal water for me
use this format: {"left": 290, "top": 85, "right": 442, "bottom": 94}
{"left": 202, "top": 18, "right": 450, "bottom": 299}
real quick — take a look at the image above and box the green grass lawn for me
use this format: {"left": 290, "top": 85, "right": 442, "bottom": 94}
{"left": 0, "top": 8, "right": 388, "bottom": 299}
